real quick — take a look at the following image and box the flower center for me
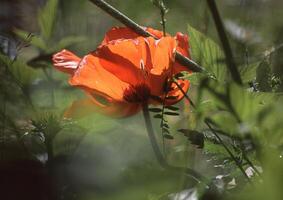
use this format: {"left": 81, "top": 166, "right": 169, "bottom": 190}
{"left": 123, "top": 83, "right": 151, "bottom": 103}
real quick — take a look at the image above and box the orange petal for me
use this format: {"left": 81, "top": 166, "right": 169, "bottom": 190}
{"left": 95, "top": 37, "right": 149, "bottom": 86}
{"left": 101, "top": 27, "right": 139, "bottom": 46}
{"left": 52, "top": 49, "right": 81, "bottom": 74}
{"left": 173, "top": 32, "right": 192, "bottom": 74}
{"left": 146, "top": 27, "right": 170, "bottom": 38}
{"left": 146, "top": 37, "right": 177, "bottom": 96}
{"left": 69, "top": 54, "right": 129, "bottom": 101}
{"left": 175, "top": 32, "right": 190, "bottom": 58}
{"left": 85, "top": 88, "right": 142, "bottom": 117}
{"left": 164, "top": 79, "right": 190, "bottom": 105}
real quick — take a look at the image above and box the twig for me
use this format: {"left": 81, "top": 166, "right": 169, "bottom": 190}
{"left": 205, "top": 119, "right": 251, "bottom": 183}
{"left": 206, "top": 0, "right": 242, "bottom": 85}
{"left": 88, "top": 0, "right": 204, "bottom": 73}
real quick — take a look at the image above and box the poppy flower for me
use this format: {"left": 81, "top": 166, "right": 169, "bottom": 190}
{"left": 52, "top": 27, "right": 191, "bottom": 118}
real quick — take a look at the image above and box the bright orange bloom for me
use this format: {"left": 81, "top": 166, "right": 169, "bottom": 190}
{"left": 52, "top": 27, "right": 191, "bottom": 118}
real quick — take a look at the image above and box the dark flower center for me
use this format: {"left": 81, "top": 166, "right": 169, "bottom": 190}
{"left": 123, "top": 83, "right": 151, "bottom": 103}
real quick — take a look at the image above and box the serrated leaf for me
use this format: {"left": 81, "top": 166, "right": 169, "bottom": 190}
{"left": 38, "top": 0, "right": 58, "bottom": 40}
{"left": 188, "top": 24, "right": 226, "bottom": 82}
{"left": 229, "top": 83, "right": 276, "bottom": 121}
{"left": 239, "top": 61, "right": 260, "bottom": 84}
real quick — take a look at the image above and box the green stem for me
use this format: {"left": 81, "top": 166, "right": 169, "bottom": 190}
{"left": 206, "top": 0, "right": 242, "bottom": 85}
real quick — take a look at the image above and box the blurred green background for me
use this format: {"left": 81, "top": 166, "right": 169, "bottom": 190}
{"left": 1, "top": 0, "right": 283, "bottom": 200}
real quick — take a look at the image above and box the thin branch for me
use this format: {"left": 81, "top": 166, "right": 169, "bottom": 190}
{"left": 88, "top": 0, "right": 204, "bottom": 73}
{"left": 204, "top": 119, "right": 251, "bottom": 183}
{"left": 206, "top": 0, "right": 242, "bottom": 85}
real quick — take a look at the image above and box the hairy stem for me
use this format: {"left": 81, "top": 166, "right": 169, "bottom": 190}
{"left": 206, "top": 0, "right": 242, "bottom": 85}
{"left": 88, "top": 0, "right": 203, "bottom": 73}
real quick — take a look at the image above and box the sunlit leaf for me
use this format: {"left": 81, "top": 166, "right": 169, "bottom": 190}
{"left": 0, "top": 53, "right": 36, "bottom": 86}
{"left": 52, "top": 36, "right": 86, "bottom": 52}
{"left": 38, "top": 0, "right": 58, "bottom": 40}
{"left": 256, "top": 60, "right": 272, "bottom": 92}
{"left": 239, "top": 61, "right": 260, "bottom": 84}
{"left": 187, "top": 25, "right": 227, "bottom": 82}
{"left": 14, "top": 29, "right": 47, "bottom": 50}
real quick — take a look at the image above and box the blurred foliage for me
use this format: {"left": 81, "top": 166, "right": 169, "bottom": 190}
{"left": 1, "top": 0, "right": 283, "bottom": 200}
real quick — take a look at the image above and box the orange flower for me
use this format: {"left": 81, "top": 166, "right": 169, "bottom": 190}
{"left": 52, "top": 27, "right": 191, "bottom": 118}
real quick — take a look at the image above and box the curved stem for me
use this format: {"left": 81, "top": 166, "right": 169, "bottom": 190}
{"left": 142, "top": 102, "right": 211, "bottom": 186}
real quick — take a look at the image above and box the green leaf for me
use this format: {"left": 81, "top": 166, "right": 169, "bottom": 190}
{"left": 165, "top": 105, "right": 179, "bottom": 111}
{"left": 239, "top": 61, "right": 260, "bottom": 84}
{"left": 256, "top": 60, "right": 272, "bottom": 92}
{"left": 14, "top": 29, "right": 47, "bottom": 50}
{"left": 162, "top": 123, "right": 169, "bottom": 128}
{"left": 38, "top": 0, "right": 58, "bottom": 40}
{"left": 154, "top": 114, "right": 163, "bottom": 119}
{"left": 162, "top": 128, "right": 169, "bottom": 134}
{"left": 229, "top": 83, "right": 275, "bottom": 121}
{"left": 51, "top": 36, "right": 86, "bottom": 52}
{"left": 27, "top": 53, "right": 52, "bottom": 69}
{"left": 163, "top": 134, "right": 174, "bottom": 140}
{"left": 148, "top": 108, "right": 162, "bottom": 113}
{"left": 178, "top": 129, "right": 204, "bottom": 148}
{"left": 164, "top": 111, "right": 179, "bottom": 116}
{"left": 0, "top": 53, "right": 36, "bottom": 86}
{"left": 187, "top": 25, "right": 226, "bottom": 82}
